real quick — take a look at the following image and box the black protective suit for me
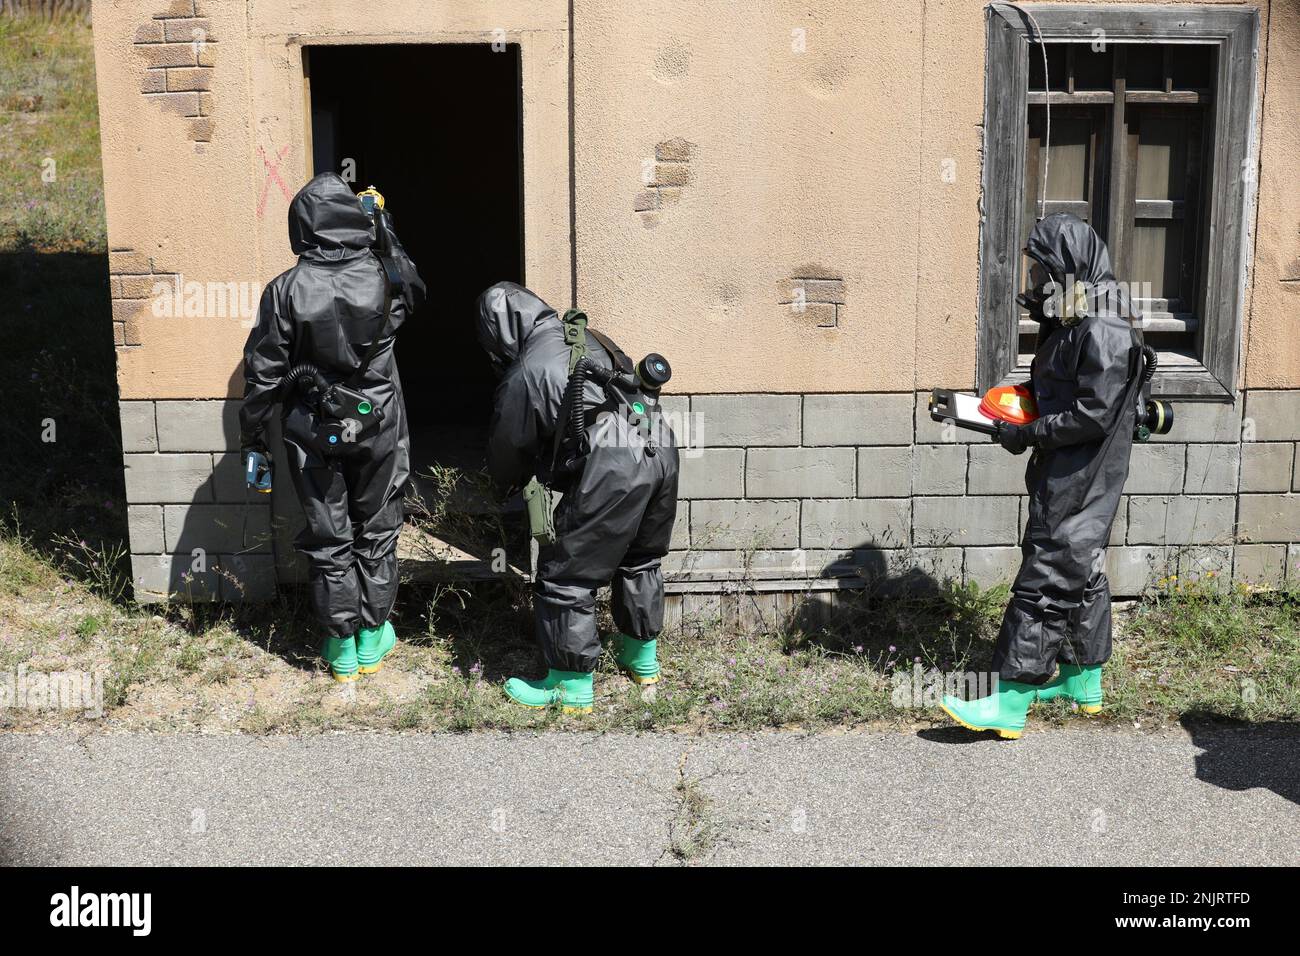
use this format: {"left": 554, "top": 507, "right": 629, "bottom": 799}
{"left": 993, "top": 214, "right": 1143, "bottom": 684}
{"left": 240, "top": 173, "right": 426, "bottom": 638}
{"left": 477, "top": 282, "right": 679, "bottom": 673}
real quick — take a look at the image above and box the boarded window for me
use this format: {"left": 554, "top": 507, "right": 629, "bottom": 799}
{"left": 1018, "top": 43, "right": 1213, "bottom": 372}
{"left": 980, "top": 6, "right": 1258, "bottom": 400}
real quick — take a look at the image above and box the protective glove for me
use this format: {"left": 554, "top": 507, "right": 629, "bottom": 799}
{"left": 995, "top": 421, "right": 1030, "bottom": 456}
{"left": 243, "top": 448, "right": 273, "bottom": 493}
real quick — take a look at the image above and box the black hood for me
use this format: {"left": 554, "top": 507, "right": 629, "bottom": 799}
{"left": 288, "top": 172, "right": 376, "bottom": 260}
{"left": 1025, "top": 213, "right": 1132, "bottom": 321}
{"left": 1025, "top": 213, "right": 1115, "bottom": 286}
{"left": 476, "top": 281, "right": 557, "bottom": 374}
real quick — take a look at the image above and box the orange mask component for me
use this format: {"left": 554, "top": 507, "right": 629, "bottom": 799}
{"left": 978, "top": 384, "right": 1039, "bottom": 425}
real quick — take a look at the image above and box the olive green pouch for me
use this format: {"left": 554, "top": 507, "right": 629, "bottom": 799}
{"left": 522, "top": 477, "right": 556, "bottom": 546}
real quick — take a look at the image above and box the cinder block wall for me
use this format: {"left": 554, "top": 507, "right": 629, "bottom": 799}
{"left": 659, "top": 390, "right": 1300, "bottom": 599}
{"left": 119, "top": 399, "right": 275, "bottom": 601}
{"left": 120, "top": 390, "right": 1300, "bottom": 603}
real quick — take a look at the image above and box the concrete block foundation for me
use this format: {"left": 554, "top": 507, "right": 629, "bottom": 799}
{"left": 117, "top": 390, "right": 1300, "bottom": 603}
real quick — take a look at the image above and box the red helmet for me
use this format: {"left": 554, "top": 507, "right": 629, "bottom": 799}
{"left": 979, "top": 384, "right": 1039, "bottom": 425}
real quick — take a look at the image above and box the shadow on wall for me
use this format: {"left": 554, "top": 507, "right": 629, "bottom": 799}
{"left": 791, "top": 545, "right": 996, "bottom": 669}
{"left": 0, "top": 249, "right": 128, "bottom": 585}
{"left": 128, "top": 400, "right": 281, "bottom": 607}
{"left": 670, "top": 542, "right": 1002, "bottom": 677}
{"left": 1181, "top": 715, "right": 1300, "bottom": 808}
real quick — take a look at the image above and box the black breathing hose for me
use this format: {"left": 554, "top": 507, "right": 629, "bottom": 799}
{"left": 566, "top": 357, "right": 613, "bottom": 447}
{"left": 1142, "top": 345, "right": 1158, "bottom": 384}
{"left": 563, "top": 356, "right": 651, "bottom": 458}
{"left": 283, "top": 363, "right": 328, "bottom": 404}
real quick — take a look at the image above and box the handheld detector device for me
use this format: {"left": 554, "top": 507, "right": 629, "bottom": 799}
{"left": 928, "top": 388, "right": 1000, "bottom": 436}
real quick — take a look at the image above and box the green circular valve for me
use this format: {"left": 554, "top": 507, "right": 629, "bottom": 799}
{"left": 357, "top": 401, "right": 373, "bottom": 415}
{"left": 632, "top": 401, "right": 646, "bottom": 415}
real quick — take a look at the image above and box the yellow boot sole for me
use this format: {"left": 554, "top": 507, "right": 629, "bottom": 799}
{"left": 503, "top": 692, "right": 592, "bottom": 714}
{"left": 1079, "top": 703, "right": 1102, "bottom": 715}
{"left": 331, "top": 670, "right": 359, "bottom": 684}
{"left": 619, "top": 666, "right": 660, "bottom": 686}
{"left": 357, "top": 660, "right": 385, "bottom": 675}
{"left": 939, "top": 701, "right": 1024, "bottom": 740}
{"left": 506, "top": 699, "right": 592, "bottom": 714}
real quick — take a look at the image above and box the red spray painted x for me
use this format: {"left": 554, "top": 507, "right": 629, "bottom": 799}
{"left": 257, "top": 144, "right": 293, "bottom": 219}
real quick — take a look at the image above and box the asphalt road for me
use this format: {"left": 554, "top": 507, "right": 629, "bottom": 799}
{"left": 1, "top": 725, "right": 1297, "bottom": 865}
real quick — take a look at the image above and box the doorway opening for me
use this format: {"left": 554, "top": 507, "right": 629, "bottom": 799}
{"left": 305, "top": 43, "right": 526, "bottom": 576}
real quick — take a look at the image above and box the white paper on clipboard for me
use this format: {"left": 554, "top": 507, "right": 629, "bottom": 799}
{"left": 952, "top": 392, "right": 997, "bottom": 429}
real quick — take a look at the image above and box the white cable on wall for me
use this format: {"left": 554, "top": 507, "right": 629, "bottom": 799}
{"left": 999, "top": 3, "right": 1053, "bottom": 219}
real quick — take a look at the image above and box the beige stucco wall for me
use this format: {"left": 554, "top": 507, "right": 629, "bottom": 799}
{"left": 93, "top": 0, "right": 1296, "bottom": 399}
{"left": 1243, "top": 0, "right": 1300, "bottom": 388}
{"left": 93, "top": 0, "right": 570, "bottom": 399}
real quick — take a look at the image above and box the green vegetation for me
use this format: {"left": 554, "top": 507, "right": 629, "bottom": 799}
{"left": 4, "top": 520, "right": 1299, "bottom": 733}
{"left": 0, "top": 17, "right": 104, "bottom": 253}
{"left": 0, "top": 13, "right": 1295, "bottom": 737}
{"left": 0, "top": 17, "right": 121, "bottom": 582}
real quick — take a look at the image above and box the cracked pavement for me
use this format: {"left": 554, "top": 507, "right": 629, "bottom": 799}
{"left": 1, "top": 726, "right": 1297, "bottom": 865}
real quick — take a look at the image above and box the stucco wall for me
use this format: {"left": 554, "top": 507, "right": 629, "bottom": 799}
{"left": 92, "top": 0, "right": 1297, "bottom": 400}
{"left": 1243, "top": 0, "right": 1300, "bottom": 388}
{"left": 92, "top": 0, "right": 570, "bottom": 399}
{"left": 87, "top": 1, "right": 1300, "bottom": 602}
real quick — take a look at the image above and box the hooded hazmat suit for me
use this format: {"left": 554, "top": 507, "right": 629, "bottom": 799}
{"left": 477, "top": 282, "right": 680, "bottom": 673}
{"left": 992, "top": 213, "right": 1143, "bottom": 684}
{"left": 240, "top": 172, "right": 426, "bottom": 638}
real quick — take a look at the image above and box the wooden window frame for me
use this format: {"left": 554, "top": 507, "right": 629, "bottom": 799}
{"left": 979, "top": 4, "right": 1259, "bottom": 400}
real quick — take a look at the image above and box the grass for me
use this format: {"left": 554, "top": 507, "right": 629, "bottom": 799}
{"left": 0, "top": 17, "right": 121, "bottom": 592}
{"left": 0, "top": 17, "right": 104, "bottom": 253}
{"left": 1107, "top": 576, "right": 1300, "bottom": 723}
{"left": 0, "top": 12, "right": 1296, "bottom": 738}
{"left": 4, "top": 514, "right": 1300, "bottom": 733}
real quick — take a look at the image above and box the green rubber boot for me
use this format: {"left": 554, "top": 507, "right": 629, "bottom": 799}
{"left": 356, "top": 621, "right": 397, "bottom": 675}
{"left": 939, "top": 679, "right": 1037, "bottom": 740}
{"left": 1036, "top": 663, "right": 1103, "bottom": 713}
{"left": 503, "top": 669, "right": 594, "bottom": 714}
{"left": 322, "top": 634, "right": 359, "bottom": 683}
{"left": 613, "top": 633, "right": 660, "bottom": 685}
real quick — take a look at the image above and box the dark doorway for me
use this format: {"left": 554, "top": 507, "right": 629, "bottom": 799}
{"left": 305, "top": 43, "right": 523, "bottom": 475}
{"left": 305, "top": 43, "right": 527, "bottom": 578}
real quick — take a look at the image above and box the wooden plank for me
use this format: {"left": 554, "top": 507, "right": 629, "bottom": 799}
{"left": 1198, "top": 11, "right": 1258, "bottom": 398}
{"left": 977, "top": 8, "right": 1030, "bottom": 391}
{"left": 1125, "top": 89, "right": 1211, "bottom": 104}
{"left": 1134, "top": 199, "right": 1185, "bottom": 219}
{"left": 1006, "top": 356, "right": 1225, "bottom": 397}
{"left": 1044, "top": 199, "right": 1091, "bottom": 217}
{"left": 1184, "top": 104, "right": 1207, "bottom": 359}
{"left": 397, "top": 525, "right": 528, "bottom": 581}
{"left": 1020, "top": 312, "right": 1197, "bottom": 335}
{"left": 1027, "top": 90, "right": 1115, "bottom": 105}
{"left": 1107, "top": 45, "right": 1134, "bottom": 277}
{"left": 301, "top": 48, "right": 314, "bottom": 177}
{"left": 664, "top": 577, "right": 868, "bottom": 594}
{"left": 1004, "top": 5, "right": 1259, "bottom": 40}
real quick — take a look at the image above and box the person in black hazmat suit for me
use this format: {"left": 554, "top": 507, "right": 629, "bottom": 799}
{"left": 941, "top": 213, "right": 1143, "bottom": 739}
{"left": 477, "top": 282, "right": 679, "bottom": 714}
{"left": 240, "top": 172, "right": 426, "bottom": 682}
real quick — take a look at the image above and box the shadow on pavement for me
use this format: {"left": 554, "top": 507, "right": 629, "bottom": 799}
{"left": 916, "top": 725, "right": 1010, "bottom": 745}
{"left": 1181, "top": 716, "right": 1300, "bottom": 808}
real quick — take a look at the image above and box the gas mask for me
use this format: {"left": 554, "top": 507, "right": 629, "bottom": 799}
{"left": 1017, "top": 259, "right": 1056, "bottom": 316}
{"left": 1018, "top": 259, "right": 1090, "bottom": 328}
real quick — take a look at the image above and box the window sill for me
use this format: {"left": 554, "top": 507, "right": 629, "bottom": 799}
{"left": 1000, "top": 362, "right": 1233, "bottom": 402}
